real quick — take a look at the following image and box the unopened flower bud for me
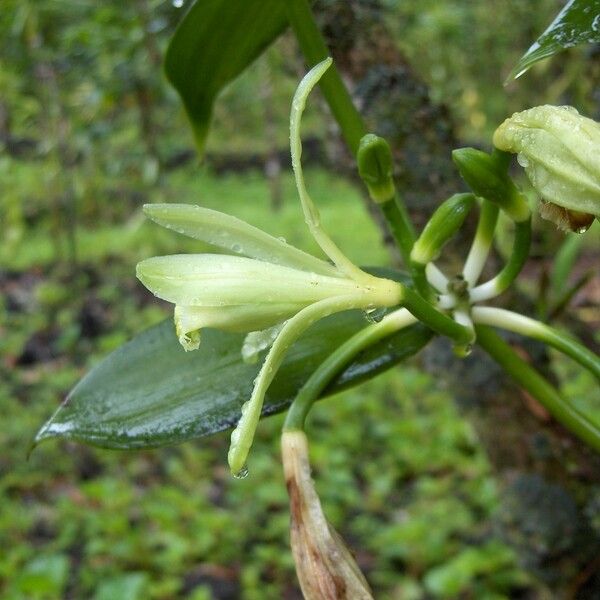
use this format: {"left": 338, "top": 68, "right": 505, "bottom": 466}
{"left": 493, "top": 105, "right": 600, "bottom": 232}
{"left": 357, "top": 134, "right": 395, "bottom": 203}
{"left": 411, "top": 193, "right": 476, "bottom": 265}
{"left": 281, "top": 430, "right": 373, "bottom": 600}
{"left": 452, "top": 147, "right": 530, "bottom": 222}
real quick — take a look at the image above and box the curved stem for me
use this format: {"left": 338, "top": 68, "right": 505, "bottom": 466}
{"left": 472, "top": 307, "right": 600, "bottom": 380}
{"left": 402, "top": 286, "right": 474, "bottom": 345}
{"left": 475, "top": 325, "right": 600, "bottom": 452}
{"left": 285, "top": 0, "right": 422, "bottom": 294}
{"left": 470, "top": 217, "right": 531, "bottom": 302}
{"left": 228, "top": 294, "right": 373, "bottom": 475}
{"left": 462, "top": 199, "right": 499, "bottom": 287}
{"left": 284, "top": 309, "right": 417, "bottom": 431}
{"left": 290, "top": 59, "right": 371, "bottom": 283}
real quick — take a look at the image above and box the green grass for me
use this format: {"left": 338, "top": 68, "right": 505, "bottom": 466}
{"left": 2, "top": 166, "right": 535, "bottom": 599}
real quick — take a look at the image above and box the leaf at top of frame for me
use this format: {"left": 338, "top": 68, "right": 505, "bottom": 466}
{"left": 509, "top": 0, "right": 600, "bottom": 81}
{"left": 165, "top": 0, "right": 289, "bottom": 154}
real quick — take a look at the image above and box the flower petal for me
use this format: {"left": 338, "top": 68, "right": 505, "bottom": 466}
{"left": 136, "top": 254, "right": 368, "bottom": 306}
{"left": 143, "top": 203, "right": 340, "bottom": 277}
{"left": 290, "top": 59, "right": 375, "bottom": 284}
{"left": 174, "top": 304, "right": 300, "bottom": 351}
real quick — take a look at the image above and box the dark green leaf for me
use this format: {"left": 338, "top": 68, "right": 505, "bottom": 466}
{"left": 509, "top": 0, "right": 600, "bottom": 80}
{"left": 35, "top": 312, "right": 433, "bottom": 450}
{"left": 165, "top": 0, "right": 289, "bottom": 152}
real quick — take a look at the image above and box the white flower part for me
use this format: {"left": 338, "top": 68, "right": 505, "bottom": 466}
{"left": 425, "top": 263, "right": 449, "bottom": 293}
{"left": 137, "top": 254, "right": 371, "bottom": 307}
{"left": 143, "top": 203, "right": 341, "bottom": 277}
{"left": 175, "top": 305, "right": 299, "bottom": 352}
{"left": 241, "top": 323, "right": 286, "bottom": 365}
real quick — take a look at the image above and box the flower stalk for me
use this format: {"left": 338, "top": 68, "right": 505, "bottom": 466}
{"left": 282, "top": 430, "right": 374, "bottom": 599}
{"left": 476, "top": 326, "right": 600, "bottom": 452}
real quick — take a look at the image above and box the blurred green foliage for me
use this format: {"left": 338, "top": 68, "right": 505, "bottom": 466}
{"left": 1, "top": 0, "right": 597, "bottom": 597}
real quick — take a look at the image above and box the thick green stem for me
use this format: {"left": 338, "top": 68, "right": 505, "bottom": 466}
{"left": 284, "top": 309, "right": 417, "bottom": 431}
{"left": 472, "top": 307, "right": 600, "bottom": 380}
{"left": 380, "top": 192, "right": 416, "bottom": 264}
{"left": 475, "top": 325, "right": 600, "bottom": 452}
{"left": 380, "top": 194, "right": 431, "bottom": 298}
{"left": 285, "top": 0, "right": 365, "bottom": 154}
{"left": 402, "top": 286, "right": 473, "bottom": 345}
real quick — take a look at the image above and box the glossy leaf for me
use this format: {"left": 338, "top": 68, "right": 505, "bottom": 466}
{"left": 509, "top": 0, "right": 600, "bottom": 80}
{"left": 165, "top": 0, "right": 289, "bottom": 152}
{"left": 35, "top": 313, "right": 433, "bottom": 450}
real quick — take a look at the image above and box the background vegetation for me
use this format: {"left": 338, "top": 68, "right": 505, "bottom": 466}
{"left": 1, "top": 1, "right": 598, "bottom": 598}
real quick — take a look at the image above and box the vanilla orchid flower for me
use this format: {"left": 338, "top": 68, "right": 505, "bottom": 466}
{"left": 136, "top": 58, "right": 403, "bottom": 476}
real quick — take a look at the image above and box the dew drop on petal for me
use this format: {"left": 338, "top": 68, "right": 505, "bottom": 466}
{"left": 233, "top": 465, "right": 249, "bottom": 479}
{"left": 516, "top": 152, "right": 529, "bottom": 168}
{"left": 453, "top": 343, "right": 473, "bottom": 358}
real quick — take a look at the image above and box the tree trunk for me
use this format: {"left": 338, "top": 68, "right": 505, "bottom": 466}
{"left": 317, "top": 1, "right": 600, "bottom": 595}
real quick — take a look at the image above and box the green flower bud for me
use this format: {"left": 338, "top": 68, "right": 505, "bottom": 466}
{"left": 493, "top": 105, "right": 600, "bottom": 232}
{"left": 452, "top": 147, "right": 530, "bottom": 222}
{"left": 357, "top": 134, "right": 395, "bottom": 203}
{"left": 411, "top": 193, "right": 477, "bottom": 265}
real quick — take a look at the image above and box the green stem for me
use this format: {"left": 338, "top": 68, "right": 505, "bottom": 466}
{"left": 284, "top": 309, "right": 417, "bottom": 431}
{"left": 411, "top": 264, "right": 433, "bottom": 301}
{"left": 380, "top": 193, "right": 431, "bottom": 298}
{"left": 285, "top": 0, "right": 365, "bottom": 154}
{"left": 380, "top": 192, "right": 416, "bottom": 265}
{"left": 475, "top": 325, "right": 600, "bottom": 452}
{"left": 470, "top": 217, "right": 531, "bottom": 302}
{"left": 472, "top": 307, "right": 600, "bottom": 380}
{"left": 402, "top": 286, "right": 473, "bottom": 345}
{"left": 228, "top": 293, "right": 371, "bottom": 475}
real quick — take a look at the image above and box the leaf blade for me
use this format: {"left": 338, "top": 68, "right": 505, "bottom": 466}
{"left": 35, "top": 312, "right": 433, "bottom": 450}
{"left": 165, "top": 0, "right": 289, "bottom": 152}
{"left": 509, "top": 0, "right": 600, "bottom": 80}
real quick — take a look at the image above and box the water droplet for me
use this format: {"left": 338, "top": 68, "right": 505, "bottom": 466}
{"left": 277, "top": 236, "right": 287, "bottom": 244}
{"left": 232, "top": 243, "right": 242, "bottom": 253}
{"left": 363, "top": 307, "right": 386, "bottom": 323}
{"left": 172, "top": 0, "right": 184, "bottom": 6}
{"left": 453, "top": 343, "right": 472, "bottom": 358}
{"left": 516, "top": 152, "right": 529, "bottom": 168}
{"left": 233, "top": 465, "right": 249, "bottom": 479}
{"left": 575, "top": 223, "right": 591, "bottom": 234}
